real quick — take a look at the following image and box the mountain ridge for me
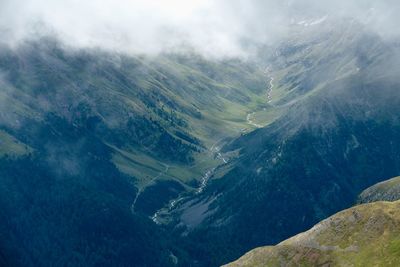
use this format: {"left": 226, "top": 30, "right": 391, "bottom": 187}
{"left": 224, "top": 200, "right": 400, "bottom": 267}
{"left": 225, "top": 175, "right": 400, "bottom": 266}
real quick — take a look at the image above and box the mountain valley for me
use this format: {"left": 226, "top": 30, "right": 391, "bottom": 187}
{"left": 1, "top": 5, "right": 400, "bottom": 267}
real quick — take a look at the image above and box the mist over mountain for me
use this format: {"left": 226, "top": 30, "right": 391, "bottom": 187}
{"left": 2, "top": 0, "right": 400, "bottom": 57}
{"left": 0, "top": 1, "right": 400, "bottom": 267}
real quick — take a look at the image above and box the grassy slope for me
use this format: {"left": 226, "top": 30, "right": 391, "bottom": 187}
{"left": 0, "top": 42, "right": 272, "bottom": 193}
{"left": 153, "top": 55, "right": 275, "bottom": 143}
{"left": 358, "top": 176, "right": 400, "bottom": 204}
{"left": 225, "top": 200, "right": 400, "bottom": 267}
{"left": 109, "top": 55, "right": 273, "bottom": 192}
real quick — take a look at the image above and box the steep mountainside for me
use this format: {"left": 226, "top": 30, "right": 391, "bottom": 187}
{"left": 225, "top": 200, "right": 400, "bottom": 267}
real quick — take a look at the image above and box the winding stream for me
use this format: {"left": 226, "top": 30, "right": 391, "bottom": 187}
{"left": 246, "top": 75, "right": 275, "bottom": 127}
{"left": 151, "top": 73, "right": 275, "bottom": 224}
{"left": 151, "top": 139, "right": 228, "bottom": 224}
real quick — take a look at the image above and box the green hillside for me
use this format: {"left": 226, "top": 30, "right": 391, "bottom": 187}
{"left": 225, "top": 200, "right": 400, "bottom": 267}
{"left": 0, "top": 39, "right": 272, "bottom": 214}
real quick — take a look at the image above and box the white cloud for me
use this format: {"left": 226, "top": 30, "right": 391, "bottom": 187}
{"left": 0, "top": 0, "right": 399, "bottom": 57}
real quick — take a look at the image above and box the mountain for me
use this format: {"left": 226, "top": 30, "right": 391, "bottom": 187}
{"left": 0, "top": 39, "right": 269, "bottom": 266}
{"left": 358, "top": 176, "right": 400, "bottom": 203}
{"left": 1, "top": 15, "right": 400, "bottom": 267}
{"left": 224, "top": 200, "right": 400, "bottom": 267}
{"left": 164, "top": 19, "right": 400, "bottom": 266}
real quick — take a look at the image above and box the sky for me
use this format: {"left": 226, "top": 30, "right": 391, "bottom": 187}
{"left": 0, "top": 0, "right": 399, "bottom": 57}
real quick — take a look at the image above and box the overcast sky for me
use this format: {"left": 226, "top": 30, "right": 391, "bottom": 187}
{"left": 0, "top": 0, "right": 399, "bottom": 57}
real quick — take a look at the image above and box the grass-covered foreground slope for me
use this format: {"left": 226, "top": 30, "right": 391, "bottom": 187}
{"left": 358, "top": 176, "right": 400, "bottom": 204}
{"left": 225, "top": 200, "right": 400, "bottom": 267}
